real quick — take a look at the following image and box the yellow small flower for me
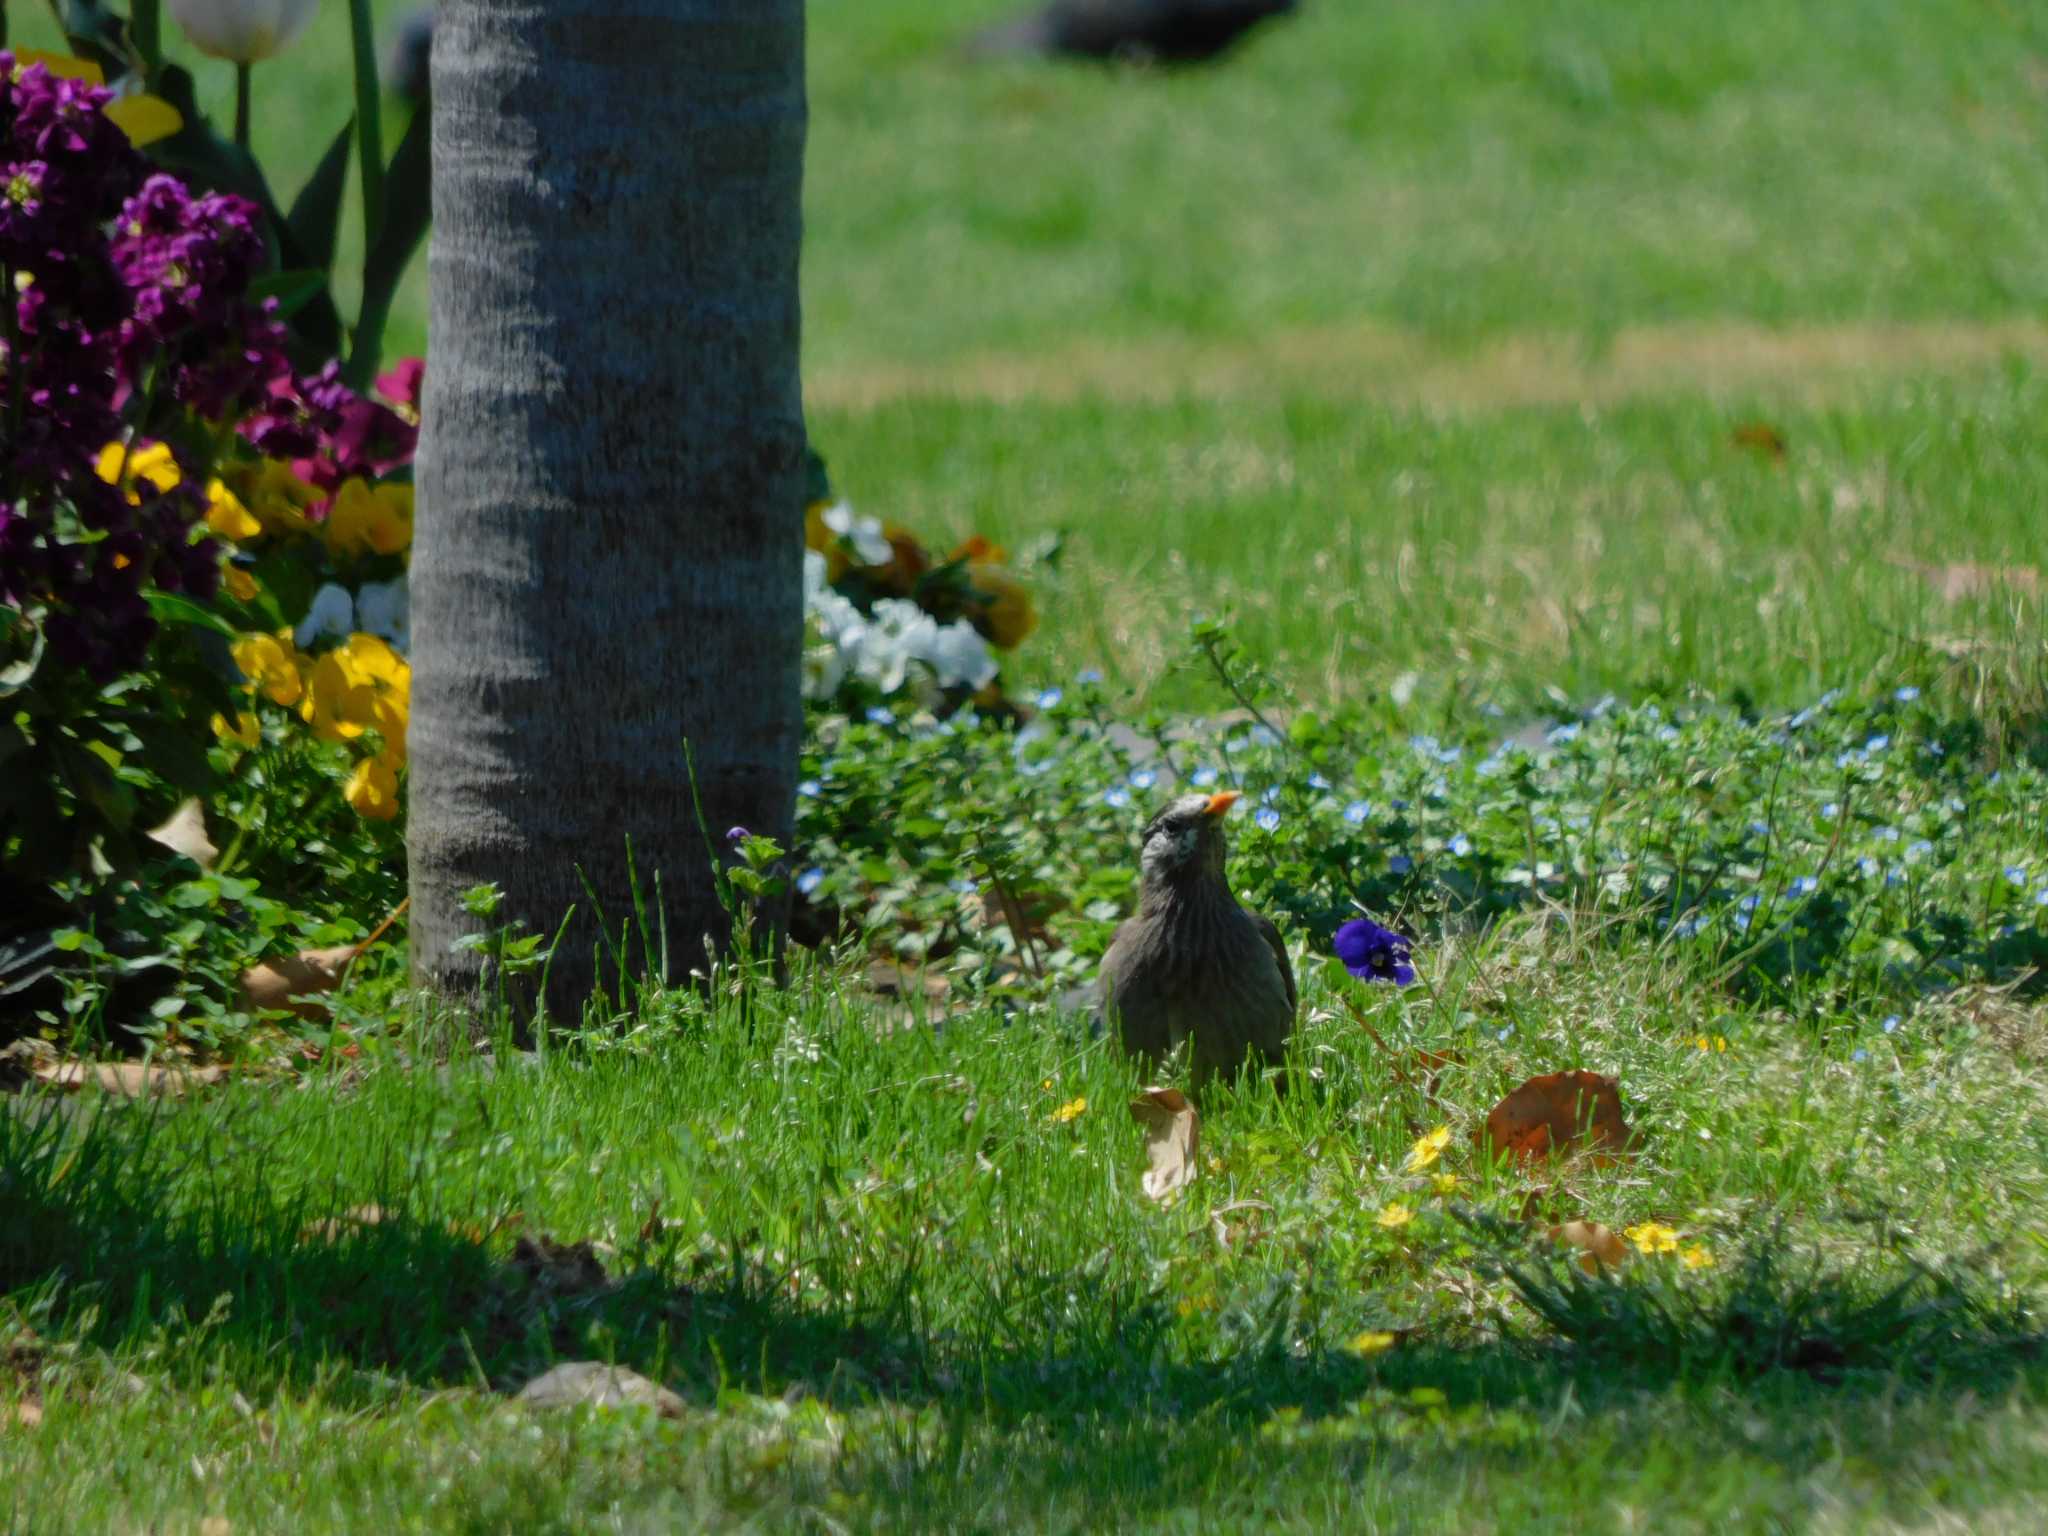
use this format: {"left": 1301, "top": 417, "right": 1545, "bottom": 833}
{"left": 205, "top": 479, "right": 263, "bottom": 542}
{"left": 231, "top": 632, "right": 302, "bottom": 708}
{"left": 1431, "top": 1173, "right": 1461, "bottom": 1197}
{"left": 1625, "top": 1222, "right": 1681, "bottom": 1256}
{"left": 1680, "top": 1244, "right": 1716, "bottom": 1271}
{"left": 1693, "top": 1035, "right": 1729, "bottom": 1053}
{"left": 222, "top": 565, "right": 260, "bottom": 602}
{"left": 9, "top": 51, "right": 183, "bottom": 146}
{"left": 228, "top": 460, "right": 323, "bottom": 538}
{"left": 1404, "top": 1124, "right": 1451, "bottom": 1172}
{"left": 1343, "top": 1330, "right": 1397, "bottom": 1357}
{"left": 210, "top": 710, "right": 261, "bottom": 749}
{"left": 1376, "top": 1202, "right": 1414, "bottom": 1231}
{"left": 323, "top": 478, "right": 414, "bottom": 558}
{"left": 300, "top": 653, "right": 373, "bottom": 742}
{"left": 1049, "top": 1096, "right": 1088, "bottom": 1124}
{"left": 344, "top": 756, "right": 401, "bottom": 821}
{"left": 93, "top": 439, "right": 181, "bottom": 501}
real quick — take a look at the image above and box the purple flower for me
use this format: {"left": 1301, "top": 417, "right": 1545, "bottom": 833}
{"left": 725, "top": 826, "right": 750, "bottom": 844}
{"left": 1334, "top": 918, "right": 1416, "bottom": 986}
{"left": 1254, "top": 806, "right": 1281, "bottom": 831}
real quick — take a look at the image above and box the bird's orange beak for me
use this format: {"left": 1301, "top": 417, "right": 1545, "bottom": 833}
{"left": 1202, "top": 790, "right": 1242, "bottom": 818}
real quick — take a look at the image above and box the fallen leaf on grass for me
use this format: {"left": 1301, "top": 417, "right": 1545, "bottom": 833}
{"left": 514, "top": 1361, "right": 685, "bottom": 1418}
{"left": 29, "top": 1059, "right": 222, "bottom": 1097}
{"left": 1478, "top": 1070, "right": 1634, "bottom": 1163}
{"left": 1889, "top": 558, "right": 2041, "bottom": 603}
{"left": 143, "top": 798, "right": 216, "bottom": 867}
{"left": 299, "top": 1204, "right": 390, "bottom": 1243}
{"left": 1547, "top": 1220, "right": 1629, "bottom": 1274}
{"left": 1129, "top": 1087, "right": 1198, "bottom": 1203}
{"left": 511, "top": 1235, "right": 611, "bottom": 1298}
{"left": 238, "top": 946, "right": 360, "bottom": 1019}
{"left": 240, "top": 898, "right": 410, "bottom": 1020}
{"left": 1730, "top": 421, "right": 1788, "bottom": 461}
{"left": 8, "top": 1398, "right": 41, "bottom": 1429}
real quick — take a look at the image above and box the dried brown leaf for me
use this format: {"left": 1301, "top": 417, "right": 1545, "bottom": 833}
{"left": 1890, "top": 558, "right": 2042, "bottom": 603}
{"left": 299, "top": 1204, "right": 390, "bottom": 1243}
{"left": 143, "top": 798, "right": 217, "bottom": 868}
{"left": 1547, "top": 1220, "right": 1629, "bottom": 1275}
{"left": 511, "top": 1235, "right": 611, "bottom": 1297}
{"left": 1730, "top": 421, "right": 1788, "bottom": 461}
{"left": 239, "top": 945, "right": 359, "bottom": 1018}
{"left": 1477, "top": 1070, "right": 1634, "bottom": 1163}
{"left": 1129, "top": 1086, "right": 1199, "bottom": 1204}
{"left": 29, "top": 1059, "right": 222, "bottom": 1097}
{"left": 8, "top": 1398, "right": 41, "bottom": 1430}
{"left": 515, "top": 1361, "right": 686, "bottom": 1417}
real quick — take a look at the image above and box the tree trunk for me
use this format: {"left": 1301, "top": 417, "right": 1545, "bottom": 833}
{"left": 409, "top": 1, "right": 807, "bottom": 1012}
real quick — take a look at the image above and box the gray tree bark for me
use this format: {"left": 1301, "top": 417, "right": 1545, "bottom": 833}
{"left": 409, "top": 0, "right": 807, "bottom": 1012}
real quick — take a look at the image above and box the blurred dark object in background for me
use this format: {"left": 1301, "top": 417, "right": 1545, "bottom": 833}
{"left": 389, "top": 6, "right": 436, "bottom": 105}
{"left": 970, "top": 0, "right": 1300, "bottom": 64}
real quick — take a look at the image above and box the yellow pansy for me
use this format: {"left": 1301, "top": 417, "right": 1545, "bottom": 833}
{"left": 1376, "top": 1202, "right": 1414, "bottom": 1230}
{"left": 344, "top": 757, "right": 401, "bottom": 821}
{"left": 226, "top": 459, "right": 323, "bottom": 538}
{"left": 94, "top": 440, "right": 181, "bottom": 501}
{"left": 1404, "top": 1124, "right": 1452, "bottom": 1172}
{"left": 210, "top": 710, "right": 261, "bottom": 749}
{"left": 1625, "top": 1222, "right": 1681, "bottom": 1257}
{"left": 1049, "top": 1096, "right": 1088, "bottom": 1124}
{"left": 300, "top": 653, "right": 373, "bottom": 742}
{"left": 205, "top": 479, "right": 262, "bottom": 542}
{"left": 10, "top": 51, "right": 184, "bottom": 148}
{"left": 231, "top": 632, "right": 302, "bottom": 708}
{"left": 301, "top": 634, "right": 410, "bottom": 751}
{"left": 967, "top": 562, "right": 1037, "bottom": 649}
{"left": 1343, "top": 1331, "right": 1398, "bottom": 1357}
{"left": 323, "top": 478, "right": 414, "bottom": 558}
{"left": 222, "top": 565, "right": 260, "bottom": 602}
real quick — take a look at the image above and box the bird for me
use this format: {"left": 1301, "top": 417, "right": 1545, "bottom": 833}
{"left": 1096, "top": 790, "right": 1296, "bottom": 1085}
{"left": 968, "top": 0, "right": 1301, "bottom": 65}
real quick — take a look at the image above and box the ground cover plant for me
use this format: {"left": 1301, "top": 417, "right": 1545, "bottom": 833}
{"left": 6, "top": 0, "right": 2048, "bottom": 1531}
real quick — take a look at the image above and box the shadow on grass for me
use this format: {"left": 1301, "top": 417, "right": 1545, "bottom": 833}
{"left": 5, "top": 1089, "right": 2041, "bottom": 1454}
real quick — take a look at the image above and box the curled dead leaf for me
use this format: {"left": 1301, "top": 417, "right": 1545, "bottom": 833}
{"left": 239, "top": 946, "right": 359, "bottom": 1019}
{"left": 143, "top": 798, "right": 217, "bottom": 868}
{"left": 1129, "top": 1086, "right": 1199, "bottom": 1204}
{"left": 1730, "top": 421, "right": 1788, "bottom": 461}
{"left": 511, "top": 1234, "right": 612, "bottom": 1298}
{"left": 1478, "top": 1070, "right": 1634, "bottom": 1163}
{"left": 514, "top": 1361, "right": 685, "bottom": 1418}
{"left": 29, "top": 1058, "right": 222, "bottom": 1097}
{"left": 299, "top": 1204, "right": 390, "bottom": 1243}
{"left": 1890, "top": 558, "right": 2041, "bottom": 603}
{"left": 1547, "top": 1220, "right": 1629, "bottom": 1275}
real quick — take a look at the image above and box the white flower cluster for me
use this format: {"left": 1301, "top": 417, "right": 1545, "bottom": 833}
{"left": 803, "top": 551, "right": 995, "bottom": 702}
{"left": 297, "top": 576, "right": 410, "bottom": 654}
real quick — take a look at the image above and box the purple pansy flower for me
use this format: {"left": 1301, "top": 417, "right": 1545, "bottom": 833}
{"left": 1334, "top": 918, "right": 1417, "bottom": 986}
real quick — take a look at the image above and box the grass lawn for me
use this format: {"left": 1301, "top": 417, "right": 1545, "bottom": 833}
{"left": 6, "top": 1, "right": 2048, "bottom": 1530}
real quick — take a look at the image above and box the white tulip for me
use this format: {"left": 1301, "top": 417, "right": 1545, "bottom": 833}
{"left": 168, "top": 0, "right": 320, "bottom": 64}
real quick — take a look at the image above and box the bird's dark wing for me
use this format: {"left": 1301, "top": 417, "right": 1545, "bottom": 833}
{"left": 1245, "top": 907, "right": 1297, "bottom": 1015}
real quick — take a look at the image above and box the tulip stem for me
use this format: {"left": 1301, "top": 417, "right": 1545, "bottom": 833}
{"left": 234, "top": 63, "right": 251, "bottom": 150}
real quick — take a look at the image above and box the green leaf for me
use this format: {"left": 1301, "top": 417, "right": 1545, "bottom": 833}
{"left": 288, "top": 118, "right": 356, "bottom": 270}
{"left": 349, "top": 102, "right": 430, "bottom": 385}
{"left": 247, "top": 267, "right": 331, "bottom": 320}
{"left": 129, "top": 719, "right": 221, "bottom": 797}
{"left": 145, "top": 590, "right": 239, "bottom": 640}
